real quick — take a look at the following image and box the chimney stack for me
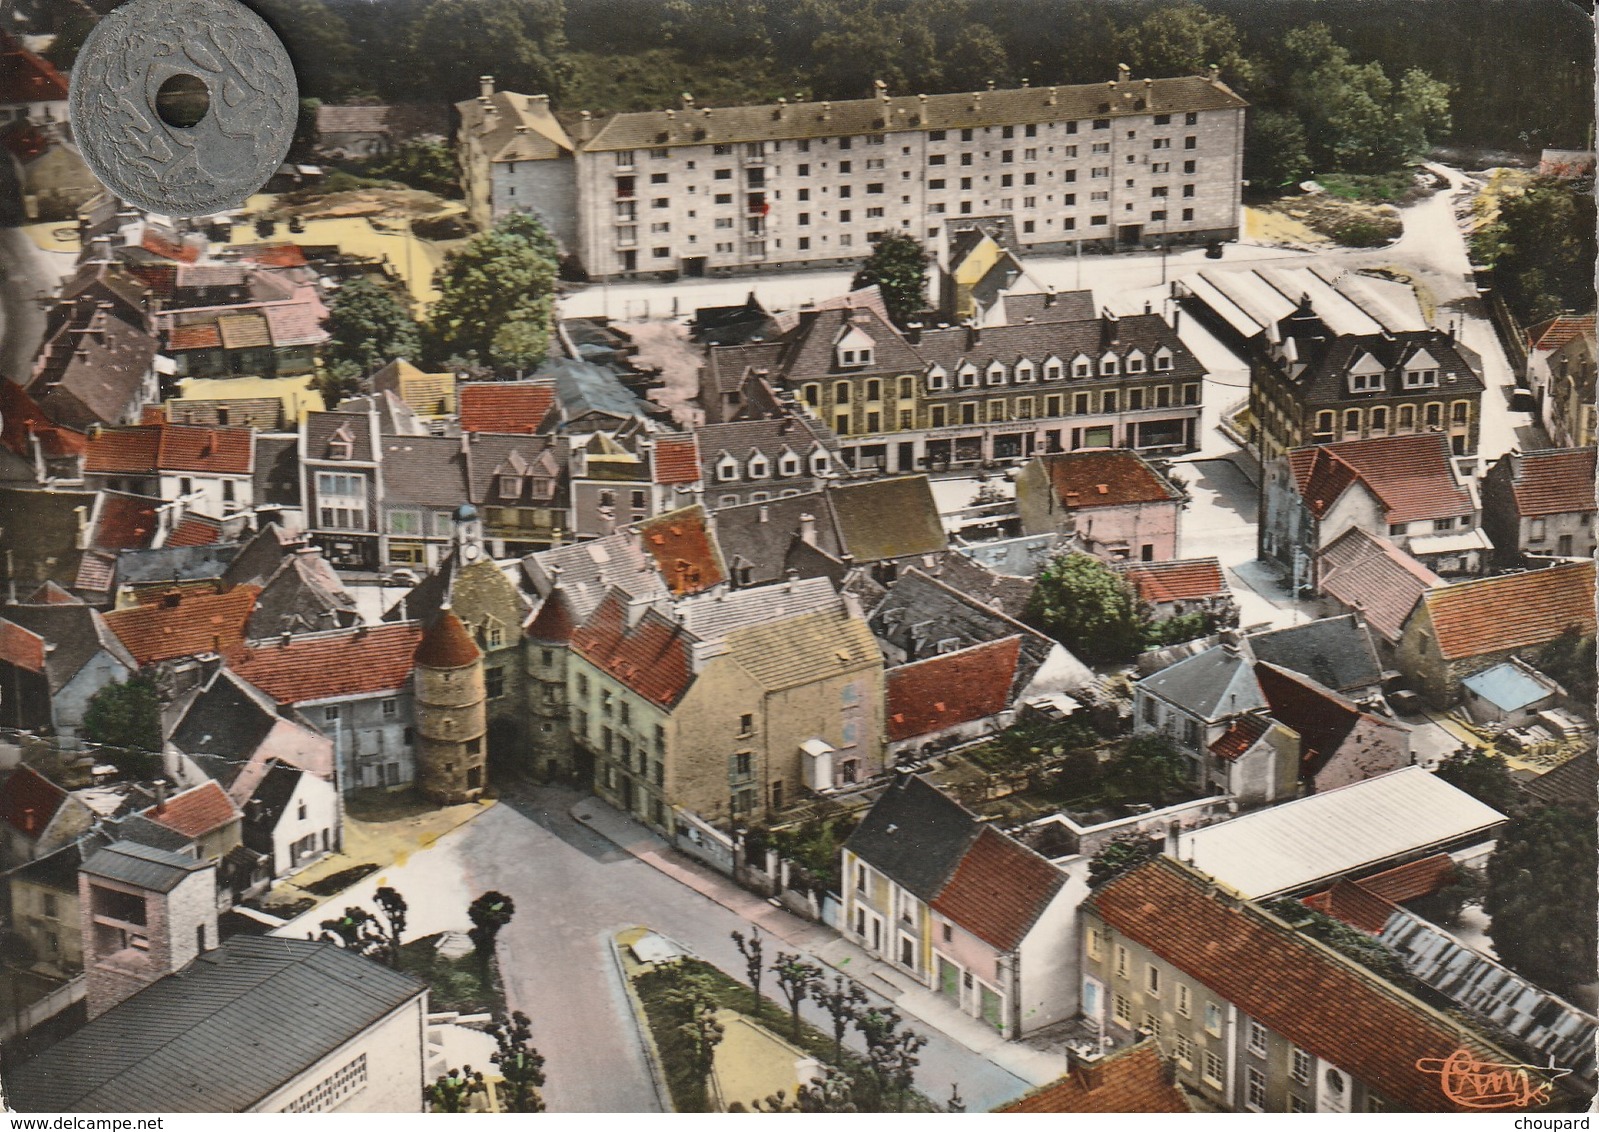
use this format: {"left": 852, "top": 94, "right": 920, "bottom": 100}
{"left": 1117, "top": 63, "right": 1131, "bottom": 84}
{"left": 479, "top": 75, "right": 494, "bottom": 100}
{"left": 799, "top": 513, "right": 817, "bottom": 546}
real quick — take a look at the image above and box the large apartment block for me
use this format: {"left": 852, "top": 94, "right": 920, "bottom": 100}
{"left": 458, "top": 69, "right": 1247, "bottom": 280}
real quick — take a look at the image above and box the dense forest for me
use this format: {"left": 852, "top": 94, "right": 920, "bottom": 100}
{"left": 36, "top": 0, "right": 1595, "bottom": 161}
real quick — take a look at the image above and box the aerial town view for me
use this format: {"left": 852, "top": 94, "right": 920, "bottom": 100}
{"left": 0, "top": 0, "right": 1593, "bottom": 1117}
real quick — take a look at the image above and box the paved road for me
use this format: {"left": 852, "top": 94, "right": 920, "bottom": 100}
{"left": 322, "top": 783, "right": 1034, "bottom": 1113}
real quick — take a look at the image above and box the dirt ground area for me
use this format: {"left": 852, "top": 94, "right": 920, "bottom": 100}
{"left": 1248, "top": 194, "right": 1402, "bottom": 250}
{"left": 617, "top": 319, "right": 705, "bottom": 429}
{"left": 262, "top": 789, "right": 492, "bottom": 913}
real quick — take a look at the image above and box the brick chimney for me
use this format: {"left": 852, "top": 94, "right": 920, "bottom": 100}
{"left": 479, "top": 75, "right": 494, "bottom": 99}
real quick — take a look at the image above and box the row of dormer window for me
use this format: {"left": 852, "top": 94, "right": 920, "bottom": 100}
{"left": 928, "top": 348, "right": 1174, "bottom": 389}
{"left": 1347, "top": 367, "right": 1440, "bottom": 394}
{"left": 714, "top": 449, "right": 831, "bottom": 482}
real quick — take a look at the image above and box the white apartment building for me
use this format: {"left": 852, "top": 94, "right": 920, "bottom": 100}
{"left": 458, "top": 68, "right": 1247, "bottom": 280}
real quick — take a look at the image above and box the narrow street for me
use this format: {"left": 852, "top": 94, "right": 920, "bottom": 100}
{"left": 0, "top": 227, "right": 62, "bottom": 382}
{"left": 277, "top": 784, "right": 1036, "bottom": 1113}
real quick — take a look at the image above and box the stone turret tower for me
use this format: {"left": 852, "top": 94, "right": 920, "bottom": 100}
{"left": 413, "top": 609, "right": 487, "bottom": 804}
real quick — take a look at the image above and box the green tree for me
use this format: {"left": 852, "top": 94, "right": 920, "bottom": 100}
{"left": 468, "top": 891, "right": 516, "bottom": 957}
{"left": 940, "top": 24, "right": 1013, "bottom": 93}
{"left": 811, "top": 973, "right": 867, "bottom": 1064}
{"left": 373, "top": 886, "right": 408, "bottom": 967}
{"left": 1114, "top": 2, "right": 1258, "bottom": 90}
{"left": 1101, "top": 733, "right": 1191, "bottom": 806}
{"left": 363, "top": 139, "right": 462, "bottom": 198}
{"left": 425, "top": 1065, "right": 487, "bottom": 1112}
{"left": 1243, "top": 109, "right": 1310, "bottom": 190}
{"left": 323, "top": 275, "right": 422, "bottom": 382}
{"left": 426, "top": 213, "right": 559, "bottom": 371}
{"left": 770, "top": 952, "right": 820, "bottom": 1040}
{"left": 1283, "top": 23, "right": 1449, "bottom": 172}
{"left": 1088, "top": 832, "right": 1161, "bottom": 889}
{"left": 488, "top": 1011, "right": 547, "bottom": 1112}
{"left": 42, "top": 10, "right": 98, "bottom": 71}
{"left": 730, "top": 927, "right": 765, "bottom": 1010}
{"left": 82, "top": 677, "right": 162, "bottom": 778}
{"left": 408, "top": 0, "right": 571, "bottom": 103}
{"left": 1434, "top": 746, "right": 1517, "bottom": 813}
{"left": 1537, "top": 628, "right": 1597, "bottom": 710}
{"left": 855, "top": 1005, "right": 926, "bottom": 1112}
{"left": 746, "top": 1066, "right": 860, "bottom": 1112}
{"left": 850, "top": 232, "right": 928, "bottom": 328}
{"left": 1473, "top": 180, "right": 1598, "bottom": 325}
{"left": 1484, "top": 805, "right": 1597, "bottom": 994}
{"left": 317, "top": 906, "right": 391, "bottom": 963}
{"left": 1023, "top": 553, "right": 1145, "bottom": 665}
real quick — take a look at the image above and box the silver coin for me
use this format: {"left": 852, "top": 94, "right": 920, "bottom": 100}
{"left": 70, "top": 0, "right": 297, "bottom": 217}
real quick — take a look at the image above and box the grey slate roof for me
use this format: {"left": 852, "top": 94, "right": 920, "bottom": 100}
{"left": 921, "top": 550, "right": 1035, "bottom": 619}
{"left": 521, "top": 530, "right": 665, "bottom": 617}
{"left": 0, "top": 604, "right": 136, "bottom": 693}
{"left": 1246, "top": 614, "right": 1383, "bottom": 696}
{"left": 252, "top": 434, "right": 301, "bottom": 507}
{"left": 676, "top": 576, "right": 839, "bottom": 640}
{"left": 246, "top": 762, "right": 305, "bottom": 833}
{"left": 81, "top": 840, "right": 210, "bottom": 892}
{"left": 378, "top": 434, "right": 470, "bottom": 508}
{"left": 465, "top": 432, "right": 567, "bottom": 504}
{"left": 1000, "top": 290, "right": 1097, "bottom": 324}
{"left": 107, "top": 812, "right": 198, "bottom": 854}
{"left": 114, "top": 542, "right": 241, "bottom": 586}
{"left": 539, "top": 358, "right": 653, "bottom": 423}
{"left": 844, "top": 772, "right": 980, "bottom": 902}
{"left": 304, "top": 411, "right": 375, "bottom": 464}
{"left": 7, "top": 830, "right": 111, "bottom": 894}
{"left": 914, "top": 311, "right": 1204, "bottom": 384}
{"left": 245, "top": 549, "right": 359, "bottom": 639}
{"left": 1274, "top": 325, "right": 1485, "bottom": 408}
{"left": 0, "top": 486, "right": 95, "bottom": 589}
{"left": 711, "top": 492, "right": 842, "bottom": 586}
{"left": 3, "top": 935, "right": 427, "bottom": 1112}
{"left": 695, "top": 415, "right": 840, "bottom": 480}
{"left": 170, "top": 668, "right": 282, "bottom": 787}
{"left": 827, "top": 476, "right": 947, "bottom": 563}
{"left": 1138, "top": 643, "right": 1266, "bottom": 721}
{"left": 221, "top": 522, "right": 300, "bottom": 589}
{"left": 1520, "top": 752, "right": 1598, "bottom": 810}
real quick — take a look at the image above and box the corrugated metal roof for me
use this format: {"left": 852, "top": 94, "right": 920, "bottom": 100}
{"left": 81, "top": 840, "right": 210, "bottom": 892}
{"left": 5, "top": 935, "right": 426, "bottom": 1112}
{"left": 1175, "top": 767, "right": 1505, "bottom": 898}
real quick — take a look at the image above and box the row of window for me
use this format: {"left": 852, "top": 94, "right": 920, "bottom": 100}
{"left": 824, "top": 385, "right": 1199, "bottom": 436}
{"left": 607, "top": 113, "right": 1207, "bottom": 167}
{"left": 712, "top": 449, "right": 830, "bottom": 482}
{"left": 1308, "top": 400, "right": 1472, "bottom": 439}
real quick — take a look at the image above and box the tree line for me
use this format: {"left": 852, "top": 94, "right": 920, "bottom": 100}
{"left": 201, "top": 0, "right": 1591, "bottom": 167}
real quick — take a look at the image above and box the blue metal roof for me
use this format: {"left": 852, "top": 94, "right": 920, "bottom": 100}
{"left": 1461, "top": 662, "right": 1556, "bottom": 713}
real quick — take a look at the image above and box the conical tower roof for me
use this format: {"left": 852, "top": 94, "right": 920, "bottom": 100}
{"left": 413, "top": 609, "right": 482, "bottom": 669}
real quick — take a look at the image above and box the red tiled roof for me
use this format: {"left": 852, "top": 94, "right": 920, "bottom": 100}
{"left": 1092, "top": 857, "right": 1518, "bottom": 1113}
{"left": 1504, "top": 447, "right": 1597, "bottom": 517}
{"left": 126, "top": 262, "right": 178, "bottom": 299}
{"left": 0, "top": 765, "right": 67, "bottom": 839}
{"left": 128, "top": 580, "right": 220, "bottom": 605}
{"left": 168, "top": 323, "right": 222, "bottom": 351}
{"left": 229, "top": 623, "right": 423, "bottom": 703}
{"left": 103, "top": 585, "right": 259, "bottom": 666}
{"left": 166, "top": 513, "right": 225, "bottom": 548}
{"left": 262, "top": 301, "right": 329, "bottom": 347}
{"left": 0, "top": 380, "right": 85, "bottom": 459}
{"left": 458, "top": 381, "right": 557, "bottom": 434}
{"left": 651, "top": 434, "right": 701, "bottom": 485}
{"left": 1420, "top": 560, "right": 1596, "bottom": 660}
{"left": 0, "top": 34, "right": 69, "bottom": 104}
{"left": 998, "top": 1042, "right": 1189, "bottom": 1113}
{"left": 1301, "top": 854, "right": 1458, "bottom": 935}
{"left": 886, "top": 637, "right": 1021, "bottom": 742}
{"left": 0, "top": 121, "right": 50, "bottom": 162}
{"left": 525, "top": 589, "right": 580, "bottom": 644}
{"left": 84, "top": 427, "right": 161, "bottom": 474}
{"left": 1039, "top": 449, "right": 1182, "bottom": 509}
{"left": 568, "top": 591, "right": 694, "bottom": 708}
{"left": 1302, "top": 877, "right": 1400, "bottom": 934}
{"left": 27, "top": 581, "right": 82, "bottom": 605}
{"left": 240, "top": 243, "right": 309, "bottom": 268}
{"left": 1208, "top": 713, "right": 1270, "bottom": 762}
{"left": 74, "top": 550, "right": 116, "bottom": 593}
{"left": 1118, "top": 557, "right": 1227, "bottom": 604}
{"left": 1359, "top": 853, "right": 1458, "bottom": 904}
{"left": 932, "top": 825, "right": 1065, "bottom": 952}
{"left": 146, "top": 780, "right": 239, "bottom": 838}
{"left": 157, "top": 423, "right": 253, "bottom": 474}
{"left": 85, "top": 423, "right": 253, "bottom": 476}
{"left": 0, "top": 620, "right": 46, "bottom": 673}
{"left": 140, "top": 229, "right": 200, "bottom": 263}
{"left": 414, "top": 610, "right": 482, "bottom": 669}
{"left": 1526, "top": 314, "right": 1595, "bottom": 354}
{"left": 1288, "top": 434, "right": 1473, "bottom": 525}
{"left": 1317, "top": 528, "right": 1442, "bottom": 645}
{"left": 92, "top": 493, "right": 162, "bottom": 550}
{"left": 637, "top": 506, "right": 726, "bottom": 596}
